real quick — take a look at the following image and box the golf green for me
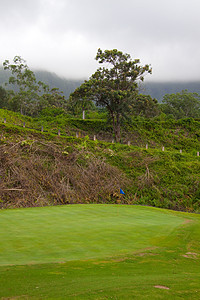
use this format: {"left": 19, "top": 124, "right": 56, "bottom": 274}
{"left": 0, "top": 204, "right": 190, "bottom": 265}
{"left": 0, "top": 204, "right": 200, "bottom": 299}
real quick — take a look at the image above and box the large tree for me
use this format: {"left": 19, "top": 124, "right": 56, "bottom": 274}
{"left": 71, "top": 48, "right": 152, "bottom": 141}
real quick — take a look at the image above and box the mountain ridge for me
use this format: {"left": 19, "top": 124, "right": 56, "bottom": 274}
{"left": 0, "top": 67, "right": 199, "bottom": 101}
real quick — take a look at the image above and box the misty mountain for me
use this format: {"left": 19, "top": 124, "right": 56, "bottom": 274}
{"left": 0, "top": 67, "right": 199, "bottom": 101}
{"left": 141, "top": 81, "right": 200, "bottom": 102}
{"left": 35, "top": 70, "right": 84, "bottom": 98}
{"left": 0, "top": 68, "right": 83, "bottom": 99}
{"left": 0, "top": 67, "right": 10, "bottom": 84}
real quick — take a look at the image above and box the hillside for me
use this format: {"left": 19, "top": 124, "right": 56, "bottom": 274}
{"left": 142, "top": 81, "right": 200, "bottom": 102}
{"left": 35, "top": 70, "right": 84, "bottom": 98}
{"left": 0, "top": 109, "right": 199, "bottom": 212}
{"left": 0, "top": 67, "right": 83, "bottom": 99}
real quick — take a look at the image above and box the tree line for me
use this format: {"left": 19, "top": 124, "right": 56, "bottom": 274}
{"left": 0, "top": 50, "right": 200, "bottom": 142}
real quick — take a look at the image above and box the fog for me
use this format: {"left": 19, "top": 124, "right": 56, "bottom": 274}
{"left": 0, "top": 0, "right": 200, "bottom": 81}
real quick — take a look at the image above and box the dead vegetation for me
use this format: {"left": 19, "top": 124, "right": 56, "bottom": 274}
{"left": 137, "top": 164, "right": 157, "bottom": 188}
{"left": 0, "top": 139, "right": 128, "bottom": 209}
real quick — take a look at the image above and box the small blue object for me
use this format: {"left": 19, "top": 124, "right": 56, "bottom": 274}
{"left": 120, "top": 188, "right": 125, "bottom": 195}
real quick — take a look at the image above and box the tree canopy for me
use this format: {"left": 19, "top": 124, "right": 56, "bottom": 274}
{"left": 161, "top": 90, "right": 200, "bottom": 119}
{"left": 3, "top": 56, "right": 46, "bottom": 115}
{"left": 3, "top": 56, "right": 67, "bottom": 116}
{"left": 130, "top": 94, "right": 160, "bottom": 118}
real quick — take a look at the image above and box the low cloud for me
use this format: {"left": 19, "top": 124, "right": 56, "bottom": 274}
{"left": 0, "top": 0, "right": 200, "bottom": 81}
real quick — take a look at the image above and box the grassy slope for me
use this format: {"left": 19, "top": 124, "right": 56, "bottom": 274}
{"left": 0, "top": 108, "right": 200, "bottom": 212}
{"left": 0, "top": 204, "right": 200, "bottom": 299}
{"left": 1, "top": 108, "right": 200, "bottom": 150}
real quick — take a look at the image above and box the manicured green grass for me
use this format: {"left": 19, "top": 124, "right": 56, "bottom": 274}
{"left": 0, "top": 204, "right": 186, "bottom": 265}
{"left": 0, "top": 204, "right": 200, "bottom": 299}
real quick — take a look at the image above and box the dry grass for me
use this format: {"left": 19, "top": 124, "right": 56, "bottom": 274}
{"left": 137, "top": 164, "right": 157, "bottom": 188}
{"left": 0, "top": 139, "right": 128, "bottom": 208}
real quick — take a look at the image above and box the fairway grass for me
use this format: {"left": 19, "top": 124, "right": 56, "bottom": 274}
{"left": 0, "top": 204, "right": 200, "bottom": 299}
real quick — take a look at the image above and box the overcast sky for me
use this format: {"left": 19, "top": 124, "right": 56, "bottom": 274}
{"left": 0, "top": 0, "right": 200, "bottom": 81}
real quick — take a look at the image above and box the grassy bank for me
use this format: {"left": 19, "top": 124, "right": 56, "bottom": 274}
{"left": 0, "top": 108, "right": 199, "bottom": 211}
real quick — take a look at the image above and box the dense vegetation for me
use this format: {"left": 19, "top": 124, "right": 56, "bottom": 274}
{"left": 0, "top": 108, "right": 199, "bottom": 212}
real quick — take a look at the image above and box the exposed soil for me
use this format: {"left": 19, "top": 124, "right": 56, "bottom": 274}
{"left": 154, "top": 285, "right": 170, "bottom": 290}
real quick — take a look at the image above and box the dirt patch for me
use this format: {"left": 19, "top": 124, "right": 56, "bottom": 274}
{"left": 1, "top": 296, "right": 29, "bottom": 299}
{"left": 93, "top": 257, "right": 129, "bottom": 265}
{"left": 93, "top": 250, "right": 158, "bottom": 265}
{"left": 93, "top": 260, "right": 112, "bottom": 265}
{"left": 134, "top": 252, "right": 157, "bottom": 257}
{"left": 183, "top": 219, "right": 193, "bottom": 224}
{"left": 132, "top": 247, "right": 158, "bottom": 254}
{"left": 182, "top": 252, "right": 199, "bottom": 259}
{"left": 154, "top": 285, "right": 170, "bottom": 290}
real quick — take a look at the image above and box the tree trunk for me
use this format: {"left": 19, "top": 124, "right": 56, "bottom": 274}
{"left": 116, "top": 122, "right": 121, "bottom": 142}
{"left": 20, "top": 104, "right": 23, "bottom": 115}
{"left": 82, "top": 109, "right": 85, "bottom": 120}
{"left": 112, "top": 113, "right": 121, "bottom": 143}
{"left": 115, "top": 116, "right": 121, "bottom": 142}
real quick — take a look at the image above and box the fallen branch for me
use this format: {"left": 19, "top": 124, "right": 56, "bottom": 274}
{"left": 1, "top": 188, "right": 26, "bottom": 192}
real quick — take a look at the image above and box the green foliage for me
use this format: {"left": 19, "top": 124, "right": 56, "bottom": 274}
{"left": 0, "top": 86, "right": 8, "bottom": 108}
{"left": 130, "top": 94, "right": 160, "bottom": 117}
{"left": 161, "top": 90, "right": 200, "bottom": 119}
{"left": 41, "top": 87, "right": 67, "bottom": 109}
{"left": 123, "top": 116, "right": 200, "bottom": 151}
{"left": 0, "top": 108, "right": 199, "bottom": 152}
{"left": 86, "top": 109, "right": 108, "bottom": 120}
{"left": 3, "top": 56, "right": 48, "bottom": 115}
{"left": 3, "top": 56, "right": 68, "bottom": 117}
{"left": 39, "top": 106, "right": 66, "bottom": 117}
{"left": 66, "top": 95, "right": 96, "bottom": 118}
